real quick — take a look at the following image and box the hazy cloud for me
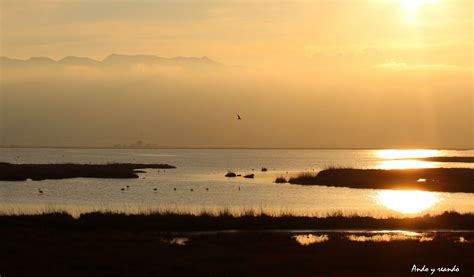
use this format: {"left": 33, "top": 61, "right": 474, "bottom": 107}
{"left": 373, "top": 62, "right": 468, "bottom": 71}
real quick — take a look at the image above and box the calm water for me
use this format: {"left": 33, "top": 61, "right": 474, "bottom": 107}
{"left": 1, "top": 148, "right": 473, "bottom": 217}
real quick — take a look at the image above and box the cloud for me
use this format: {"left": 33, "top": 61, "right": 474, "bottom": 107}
{"left": 62, "top": 65, "right": 105, "bottom": 79}
{"left": 373, "top": 62, "right": 467, "bottom": 71}
{"left": 1, "top": 52, "right": 472, "bottom": 149}
{"left": 127, "top": 64, "right": 185, "bottom": 78}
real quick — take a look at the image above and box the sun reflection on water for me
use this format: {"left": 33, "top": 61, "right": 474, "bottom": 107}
{"left": 293, "top": 234, "right": 329, "bottom": 245}
{"left": 376, "top": 190, "right": 439, "bottom": 214}
{"left": 377, "top": 149, "right": 440, "bottom": 160}
{"left": 347, "top": 232, "right": 433, "bottom": 242}
{"left": 376, "top": 149, "right": 441, "bottom": 170}
{"left": 378, "top": 160, "right": 437, "bottom": 170}
{"left": 162, "top": 238, "right": 189, "bottom": 246}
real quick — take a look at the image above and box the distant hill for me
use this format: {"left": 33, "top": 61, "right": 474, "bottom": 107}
{"left": 0, "top": 54, "right": 222, "bottom": 67}
{"left": 58, "top": 56, "right": 101, "bottom": 66}
{"left": 27, "top": 57, "right": 56, "bottom": 64}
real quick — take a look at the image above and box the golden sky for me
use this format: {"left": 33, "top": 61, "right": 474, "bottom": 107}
{"left": 1, "top": 0, "right": 472, "bottom": 68}
{"left": 0, "top": 0, "right": 472, "bottom": 148}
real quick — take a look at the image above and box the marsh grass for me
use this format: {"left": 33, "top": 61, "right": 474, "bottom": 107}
{"left": 274, "top": 176, "right": 287, "bottom": 183}
{"left": 287, "top": 172, "right": 317, "bottom": 183}
{"left": 1, "top": 205, "right": 473, "bottom": 232}
{"left": 0, "top": 162, "right": 175, "bottom": 181}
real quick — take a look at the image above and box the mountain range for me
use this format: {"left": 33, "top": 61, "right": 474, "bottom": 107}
{"left": 0, "top": 54, "right": 222, "bottom": 67}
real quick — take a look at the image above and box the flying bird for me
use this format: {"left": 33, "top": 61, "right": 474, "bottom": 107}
{"left": 237, "top": 114, "right": 242, "bottom": 120}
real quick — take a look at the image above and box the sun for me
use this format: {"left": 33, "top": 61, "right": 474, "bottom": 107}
{"left": 401, "top": 0, "right": 438, "bottom": 14}
{"left": 376, "top": 190, "right": 439, "bottom": 214}
{"left": 402, "top": 0, "right": 421, "bottom": 13}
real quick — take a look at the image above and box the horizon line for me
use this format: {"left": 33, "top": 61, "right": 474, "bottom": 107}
{"left": 1, "top": 146, "right": 472, "bottom": 151}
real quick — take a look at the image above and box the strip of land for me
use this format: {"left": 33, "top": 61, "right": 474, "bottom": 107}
{"left": 285, "top": 168, "right": 474, "bottom": 193}
{"left": 416, "top": 156, "right": 474, "bottom": 163}
{"left": 0, "top": 162, "right": 175, "bottom": 181}
{"left": 0, "top": 212, "right": 472, "bottom": 276}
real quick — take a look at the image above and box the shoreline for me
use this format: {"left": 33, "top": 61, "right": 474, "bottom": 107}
{"left": 416, "top": 156, "right": 474, "bottom": 163}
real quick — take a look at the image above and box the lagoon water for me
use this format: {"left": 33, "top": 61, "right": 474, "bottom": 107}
{"left": 1, "top": 148, "right": 474, "bottom": 217}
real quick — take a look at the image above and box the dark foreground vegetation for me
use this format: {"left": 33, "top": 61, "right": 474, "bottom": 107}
{"left": 417, "top": 156, "right": 474, "bottom": 163}
{"left": 287, "top": 168, "right": 474, "bottom": 193}
{"left": 0, "top": 162, "right": 175, "bottom": 181}
{"left": 0, "top": 212, "right": 473, "bottom": 276}
{"left": 1, "top": 211, "right": 473, "bottom": 231}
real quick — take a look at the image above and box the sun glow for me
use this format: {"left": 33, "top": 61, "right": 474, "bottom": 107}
{"left": 377, "top": 149, "right": 440, "bottom": 160}
{"left": 403, "top": 0, "right": 421, "bottom": 13}
{"left": 402, "top": 0, "right": 439, "bottom": 14}
{"left": 378, "top": 160, "right": 436, "bottom": 170}
{"left": 376, "top": 190, "right": 439, "bottom": 214}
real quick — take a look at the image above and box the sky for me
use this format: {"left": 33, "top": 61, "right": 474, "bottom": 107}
{"left": 0, "top": 0, "right": 473, "bottom": 148}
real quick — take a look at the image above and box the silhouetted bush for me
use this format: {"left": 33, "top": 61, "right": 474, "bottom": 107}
{"left": 225, "top": 172, "right": 237, "bottom": 177}
{"left": 275, "top": 176, "right": 287, "bottom": 183}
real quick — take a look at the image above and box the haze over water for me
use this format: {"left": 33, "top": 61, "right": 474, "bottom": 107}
{"left": 1, "top": 148, "right": 473, "bottom": 218}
